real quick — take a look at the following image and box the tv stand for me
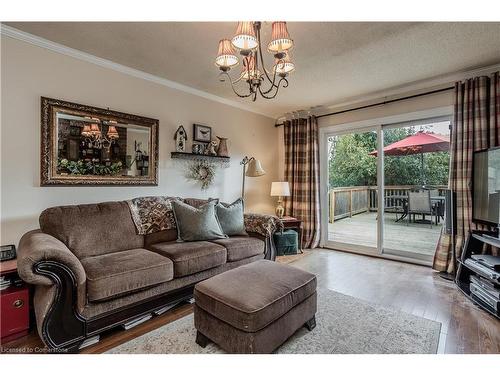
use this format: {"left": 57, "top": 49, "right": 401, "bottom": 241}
{"left": 456, "top": 230, "right": 500, "bottom": 319}
{"left": 481, "top": 233, "right": 500, "bottom": 246}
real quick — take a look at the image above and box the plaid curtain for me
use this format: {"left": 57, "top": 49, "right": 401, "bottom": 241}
{"left": 433, "top": 72, "right": 500, "bottom": 273}
{"left": 283, "top": 116, "right": 321, "bottom": 248}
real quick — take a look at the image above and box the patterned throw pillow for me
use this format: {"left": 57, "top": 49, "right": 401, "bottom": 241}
{"left": 127, "top": 196, "right": 177, "bottom": 235}
{"left": 216, "top": 198, "right": 248, "bottom": 236}
{"left": 171, "top": 199, "right": 227, "bottom": 242}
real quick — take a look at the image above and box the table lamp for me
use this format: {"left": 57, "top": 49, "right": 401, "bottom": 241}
{"left": 241, "top": 156, "right": 266, "bottom": 198}
{"left": 271, "top": 181, "right": 290, "bottom": 218}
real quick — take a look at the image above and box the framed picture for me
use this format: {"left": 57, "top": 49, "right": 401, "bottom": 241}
{"left": 193, "top": 124, "right": 212, "bottom": 143}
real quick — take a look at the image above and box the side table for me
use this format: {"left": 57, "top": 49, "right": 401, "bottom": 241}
{"left": 279, "top": 216, "right": 304, "bottom": 253}
{"left": 1, "top": 259, "right": 30, "bottom": 344}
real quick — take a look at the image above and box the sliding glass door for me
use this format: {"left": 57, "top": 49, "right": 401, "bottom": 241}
{"left": 381, "top": 119, "right": 451, "bottom": 261}
{"left": 324, "top": 116, "right": 451, "bottom": 264}
{"left": 326, "top": 128, "right": 380, "bottom": 253}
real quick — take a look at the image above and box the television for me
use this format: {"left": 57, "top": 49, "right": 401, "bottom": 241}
{"left": 473, "top": 147, "right": 500, "bottom": 225}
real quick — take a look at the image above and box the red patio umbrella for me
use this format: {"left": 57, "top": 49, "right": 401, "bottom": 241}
{"left": 370, "top": 132, "right": 450, "bottom": 185}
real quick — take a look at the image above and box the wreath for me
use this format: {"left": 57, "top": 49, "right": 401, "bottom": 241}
{"left": 186, "top": 161, "right": 216, "bottom": 190}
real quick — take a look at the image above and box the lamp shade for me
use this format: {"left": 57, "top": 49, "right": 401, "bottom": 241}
{"left": 232, "top": 22, "right": 258, "bottom": 51}
{"left": 215, "top": 39, "right": 239, "bottom": 69}
{"left": 246, "top": 158, "right": 266, "bottom": 177}
{"left": 267, "top": 22, "right": 294, "bottom": 54}
{"left": 273, "top": 53, "right": 295, "bottom": 75}
{"left": 271, "top": 182, "right": 290, "bottom": 197}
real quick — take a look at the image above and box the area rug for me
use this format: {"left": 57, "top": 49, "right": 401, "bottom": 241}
{"left": 276, "top": 250, "right": 312, "bottom": 264}
{"left": 107, "top": 290, "right": 441, "bottom": 354}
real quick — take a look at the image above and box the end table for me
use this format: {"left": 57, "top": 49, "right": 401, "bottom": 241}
{"left": 279, "top": 216, "right": 304, "bottom": 253}
{"left": 1, "top": 259, "right": 30, "bottom": 344}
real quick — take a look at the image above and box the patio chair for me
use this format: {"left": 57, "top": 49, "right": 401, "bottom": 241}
{"left": 384, "top": 195, "right": 405, "bottom": 221}
{"left": 407, "top": 190, "right": 434, "bottom": 228}
{"left": 428, "top": 189, "right": 444, "bottom": 222}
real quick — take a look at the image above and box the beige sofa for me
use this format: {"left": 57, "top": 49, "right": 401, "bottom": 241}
{"left": 17, "top": 198, "right": 278, "bottom": 351}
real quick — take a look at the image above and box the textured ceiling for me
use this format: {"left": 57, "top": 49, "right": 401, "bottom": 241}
{"left": 6, "top": 22, "right": 500, "bottom": 118}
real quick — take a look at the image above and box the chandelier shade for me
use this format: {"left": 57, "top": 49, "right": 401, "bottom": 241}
{"left": 215, "top": 39, "right": 239, "bottom": 69}
{"left": 267, "top": 22, "right": 294, "bottom": 54}
{"left": 231, "top": 22, "right": 258, "bottom": 51}
{"left": 80, "top": 117, "right": 119, "bottom": 150}
{"left": 90, "top": 123, "right": 101, "bottom": 136}
{"left": 107, "top": 125, "right": 119, "bottom": 139}
{"left": 81, "top": 124, "right": 91, "bottom": 137}
{"left": 273, "top": 53, "right": 295, "bottom": 75}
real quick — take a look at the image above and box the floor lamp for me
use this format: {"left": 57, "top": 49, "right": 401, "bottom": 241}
{"left": 241, "top": 156, "right": 266, "bottom": 198}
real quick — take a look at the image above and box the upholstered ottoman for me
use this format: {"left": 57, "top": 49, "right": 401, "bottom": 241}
{"left": 193, "top": 259, "right": 317, "bottom": 353}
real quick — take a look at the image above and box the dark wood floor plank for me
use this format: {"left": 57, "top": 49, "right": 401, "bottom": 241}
{"left": 477, "top": 311, "right": 500, "bottom": 354}
{"left": 81, "top": 303, "right": 193, "bottom": 354}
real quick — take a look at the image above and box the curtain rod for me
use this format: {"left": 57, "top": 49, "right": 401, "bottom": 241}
{"left": 274, "top": 86, "right": 454, "bottom": 127}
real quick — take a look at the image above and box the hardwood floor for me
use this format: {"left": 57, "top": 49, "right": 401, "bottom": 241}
{"left": 291, "top": 249, "right": 499, "bottom": 354}
{"left": 2, "top": 249, "right": 499, "bottom": 354}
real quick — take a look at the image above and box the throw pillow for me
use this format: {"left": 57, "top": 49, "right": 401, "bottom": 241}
{"left": 171, "top": 199, "right": 227, "bottom": 242}
{"left": 216, "top": 198, "right": 248, "bottom": 236}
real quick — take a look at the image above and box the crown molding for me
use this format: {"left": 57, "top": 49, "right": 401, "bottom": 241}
{"left": 0, "top": 24, "right": 274, "bottom": 119}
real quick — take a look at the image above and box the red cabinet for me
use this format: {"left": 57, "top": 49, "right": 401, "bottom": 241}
{"left": 1, "top": 260, "right": 30, "bottom": 344}
{"left": 1, "top": 286, "right": 29, "bottom": 343}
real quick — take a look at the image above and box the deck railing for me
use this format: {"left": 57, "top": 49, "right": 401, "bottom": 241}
{"left": 329, "top": 185, "right": 447, "bottom": 223}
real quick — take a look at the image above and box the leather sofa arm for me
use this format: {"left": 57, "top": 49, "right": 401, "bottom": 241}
{"left": 18, "top": 230, "right": 86, "bottom": 288}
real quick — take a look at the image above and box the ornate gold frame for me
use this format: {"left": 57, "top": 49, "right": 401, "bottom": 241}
{"left": 40, "top": 97, "right": 159, "bottom": 186}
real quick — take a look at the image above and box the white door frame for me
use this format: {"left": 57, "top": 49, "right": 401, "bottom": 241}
{"left": 319, "top": 106, "right": 453, "bottom": 266}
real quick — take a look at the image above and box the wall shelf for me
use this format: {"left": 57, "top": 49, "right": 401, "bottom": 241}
{"left": 170, "top": 152, "right": 230, "bottom": 167}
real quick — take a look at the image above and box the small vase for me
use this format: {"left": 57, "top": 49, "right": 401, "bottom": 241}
{"left": 216, "top": 136, "right": 229, "bottom": 157}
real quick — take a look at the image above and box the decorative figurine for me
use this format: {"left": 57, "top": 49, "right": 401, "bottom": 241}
{"left": 174, "top": 125, "right": 187, "bottom": 152}
{"left": 205, "top": 140, "right": 218, "bottom": 156}
{"left": 216, "top": 136, "right": 229, "bottom": 157}
{"left": 192, "top": 143, "right": 202, "bottom": 154}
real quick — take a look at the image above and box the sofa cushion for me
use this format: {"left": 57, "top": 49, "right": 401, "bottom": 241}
{"left": 39, "top": 201, "right": 144, "bottom": 258}
{"left": 216, "top": 199, "right": 247, "bottom": 236}
{"left": 212, "top": 236, "right": 265, "bottom": 262}
{"left": 171, "top": 199, "right": 227, "bottom": 242}
{"left": 81, "top": 249, "right": 173, "bottom": 302}
{"left": 149, "top": 241, "right": 227, "bottom": 277}
{"left": 144, "top": 228, "right": 178, "bottom": 248}
{"left": 194, "top": 260, "right": 317, "bottom": 332}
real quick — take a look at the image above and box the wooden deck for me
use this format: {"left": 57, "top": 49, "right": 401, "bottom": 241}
{"left": 328, "top": 211, "right": 442, "bottom": 257}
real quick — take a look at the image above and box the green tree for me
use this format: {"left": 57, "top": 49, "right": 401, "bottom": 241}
{"left": 329, "top": 127, "right": 450, "bottom": 188}
{"left": 329, "top": 133, "right": 377, "bottom": 187}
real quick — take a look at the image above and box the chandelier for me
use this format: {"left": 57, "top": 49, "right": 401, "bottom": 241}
{"left": 81, "top": 117, "right": 119, "bottom": 150}
{"left": 215, "top": 21, "right": 295, "bottom": 101}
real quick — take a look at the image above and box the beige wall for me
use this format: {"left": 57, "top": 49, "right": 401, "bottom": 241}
{"left": 1, "top": 36, "right": 279, "bottom": 246}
